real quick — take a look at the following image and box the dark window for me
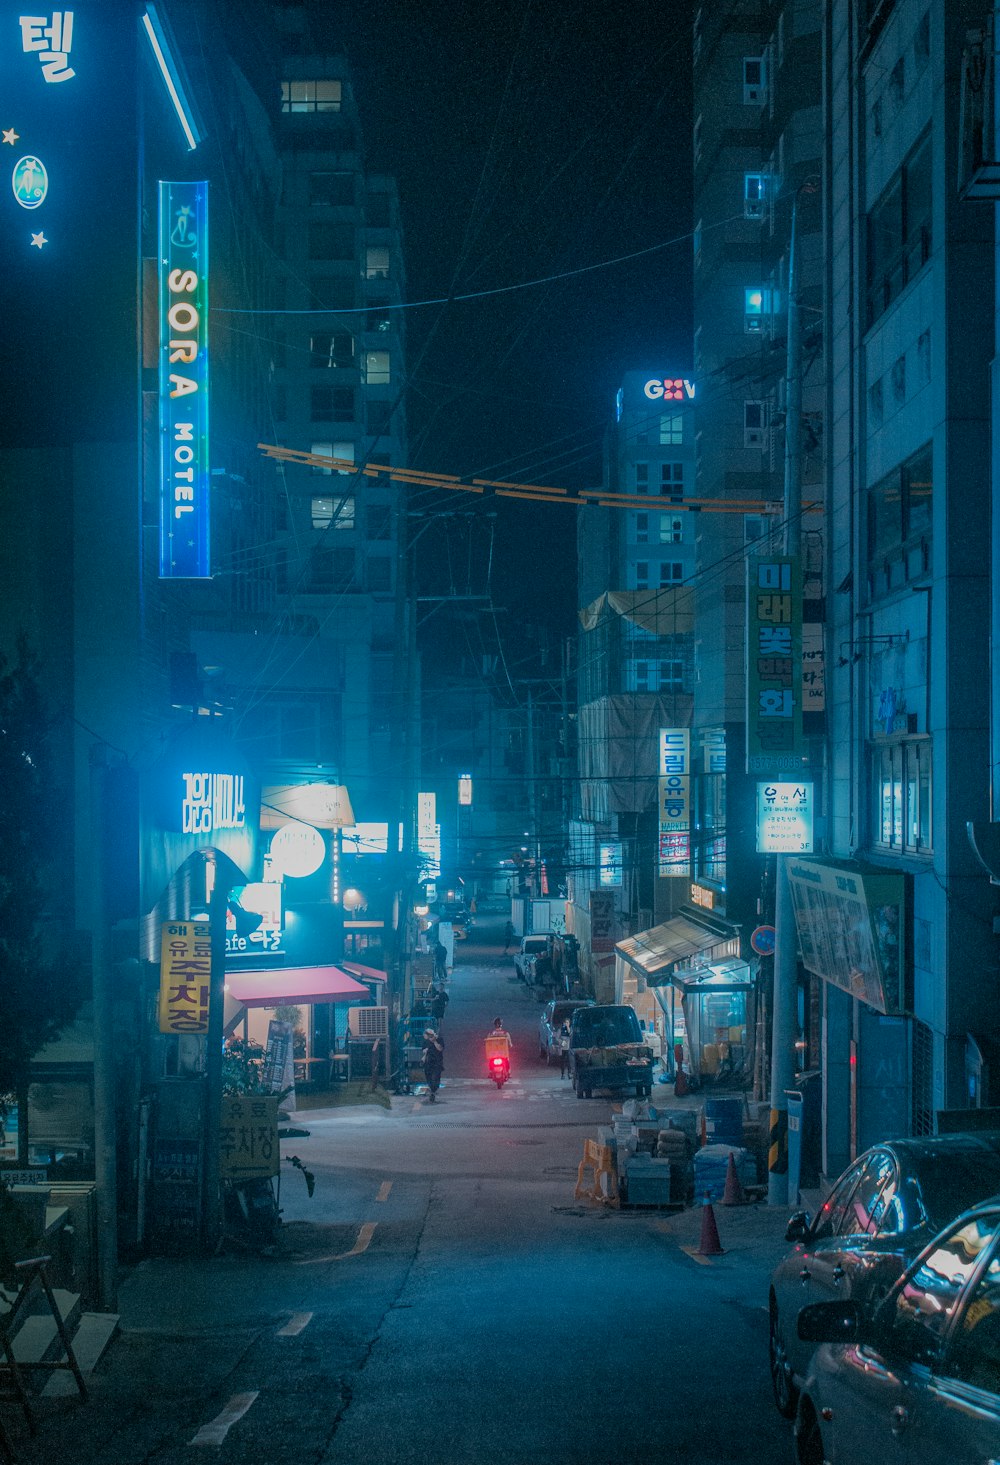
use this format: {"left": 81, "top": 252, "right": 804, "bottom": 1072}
{"left": 310, "top": 331, "right": 355, "bottom": 368}
{"left": 309, "top": 171, "right": 354, "bottom": 206}
{"left": 366, "top": 194, "right": 391, "bottom": 227}
{"left": 311, "top": 386, "right": 334, "bottom": 421}
{"left": 367, "top": 301, "right": 393, "bottom": 333}
{"left": 367, "top": 556, "right": 392, "bottom": 592}
{"left": 309, "top": 546, "right": 355, "bottom": 592}
{"left": 310, "top": 277, "right": 355, "bottom": 310}
{"left": 308, "top": 222, "right": 355, "bottom": 261}
{"left": 367, "top": 401, "right": 394, "bottom": 436}
{"left": 367, "top": 505, "right": 392, "bottom": 541}
{"left": 866, "top": 133, "right": 931, "bottom": 327}
{"left": 868, "top": 442, "right": 932, "bottom": 574}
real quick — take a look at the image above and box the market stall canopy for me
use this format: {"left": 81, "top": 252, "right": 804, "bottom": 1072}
{"left": 616, "top": 910, "right": 741, "bottom": 986}
{"left": 225, "top": 965, "right": 370, "bottom": 1008}
{"left": 261, "top": 783, "right": 354, "bottom": 830}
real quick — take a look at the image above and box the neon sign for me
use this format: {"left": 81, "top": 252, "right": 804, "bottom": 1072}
{"left": 644, "top": 378, "right": 695, "bottom": 400}
{"left": 11, "top": 153, "right": 46, "bottom": 207}
{"left": 159, "top": 180, "right": 210, "bottom": 577}
{"left": 181, "top": 771, "right": 245, "bottom": 835}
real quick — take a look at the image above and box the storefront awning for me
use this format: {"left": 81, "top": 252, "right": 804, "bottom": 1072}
{"left": 226, "top": 965, "right": 371, "bottom": 1008}
{"left": 341, "top": 962, "right": 387, "bottom": 984}
{"left": 616, "top": 910, "right": 742, "bottom": 986}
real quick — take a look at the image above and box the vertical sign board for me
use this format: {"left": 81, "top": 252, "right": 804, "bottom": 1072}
{"left": 598, "top": 841, "right": 623, "bottom": 888}
{"left": 158, "top": 920, "right": 211, "bottom": 1033}
{"left": 159, "top": 179, "right": 210, "bottom": 578}
{"left": 746, "top": 556, "right": 805, "bottom": 774}
{"left": 589, "top": 889, "right": 616, "bottom": 953}
{"left": 658, "top": 728, "right": 691, "bottom": 875}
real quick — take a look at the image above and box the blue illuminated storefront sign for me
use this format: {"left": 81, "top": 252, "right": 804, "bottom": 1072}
{"left": 158, "top": 179, "right": 209, "bottom": 578}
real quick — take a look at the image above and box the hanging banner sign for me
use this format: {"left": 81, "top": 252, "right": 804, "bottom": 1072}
{"left": 658, "top": 727, "right": 691, "bottom": 875}
{"left": 159, "top": 179, "right": 210, "bottom": 578}
{"left": 158, "top": 920, "right": 211, "bottom": 1033}
{"left": 746, "top": 555, "right": 805, "bottom": 774}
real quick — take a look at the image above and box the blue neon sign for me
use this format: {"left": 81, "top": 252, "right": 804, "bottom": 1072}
{"left": 158, "top": 180, "right": 209, "bottom": 578}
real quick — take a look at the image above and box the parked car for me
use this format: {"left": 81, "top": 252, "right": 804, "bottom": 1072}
{"left": 768, "top": 1131, "right": 1000, "bottom": 1418}
{"left": 538, "top": 997, "right": 595, "bottom": 1062}
{"left": 793, "top": 1196, "right": 1000, "bottom": 1465}
{"left": 514, "top": 933, "right": 552, "bottom": 983}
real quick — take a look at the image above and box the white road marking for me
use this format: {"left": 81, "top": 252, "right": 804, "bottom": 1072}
{"left": 376, "top": 1181, "right": 392, "bottom": 1202}
{"left": 276, "top": 1312, "right": 312, "bottom": 1336}
{"left": 294, "top": 1220, "right": 378, "bottom": 1266}
{"left": 190, "top": 1392, "right": 259, "bottom": 1446}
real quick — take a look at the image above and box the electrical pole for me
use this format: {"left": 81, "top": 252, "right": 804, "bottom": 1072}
{"left": 202, "top": 870, "right": 228, "bottom": 1250}
{"left": 90, "top": 743, "right": 117, "bottom": 1309}
{"left": 768, "top": 187, "right": 804, "bottom": 1205}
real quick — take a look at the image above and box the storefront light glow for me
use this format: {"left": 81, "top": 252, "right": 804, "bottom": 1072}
{"left": 269, "top": 821, "right": 325, "bottom": 878}
{"left": 142, "top": 5, "right": 203, "bottom": 150}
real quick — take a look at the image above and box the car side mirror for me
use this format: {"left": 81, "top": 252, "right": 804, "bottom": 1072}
{"left": 797, "top": 1299, "right": 865, "bottom": 1345}
{"left": 785, "top": 1210, "right": 811, "bottom": 1243}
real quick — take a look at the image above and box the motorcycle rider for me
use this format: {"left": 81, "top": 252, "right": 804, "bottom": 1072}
{"left": 485, "top": 1016, "right": 512, "bottom": 1082}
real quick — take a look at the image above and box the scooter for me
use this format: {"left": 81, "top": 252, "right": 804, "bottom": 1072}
{"left": 488, "top": 1053, "right": 510, "bottom": 1088}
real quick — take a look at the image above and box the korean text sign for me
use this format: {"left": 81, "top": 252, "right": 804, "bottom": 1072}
{"left": 219, "top": 1095, "right": 280, "bottom": 1180}
{"left": 756, "top": 781, "right": 814, "bottom": 853}
{"left": 158, "top": 920, "right": 211, "bottom": 1033}
{"left": 159, "top": 180, "right": 210, "bottom": 578}
{"left": 746, "top": 556, "right": 804, "bottom": 774}
{"left": 658, "top": 727, "right": 690, "bottom": 874}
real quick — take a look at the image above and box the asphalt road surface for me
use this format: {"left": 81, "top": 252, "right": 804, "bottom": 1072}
{"left": 10, "top": 918, "right": 795, "bottom": 1464}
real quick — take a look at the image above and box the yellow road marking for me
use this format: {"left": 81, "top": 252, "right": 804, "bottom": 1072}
{"left": 294, "top": 1221, "right": 378, "bottom": 1265}
{"left": 376, "top": 1181, "right": 392, "bottom": 1202}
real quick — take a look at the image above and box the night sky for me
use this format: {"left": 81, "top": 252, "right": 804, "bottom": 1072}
{"left": 314, "top": 0, "right": 693, "bottom": 642}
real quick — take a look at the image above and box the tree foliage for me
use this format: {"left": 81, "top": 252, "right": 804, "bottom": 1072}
{"left": 0, "top": 639, "right": 85, "bottom": 1097}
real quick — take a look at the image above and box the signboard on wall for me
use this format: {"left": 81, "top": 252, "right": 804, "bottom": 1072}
{"left": 219, "top": 1095, "right": 280, "bottom": 1180}
{"left": 756, "top": 782, "right": 815, "bottom": 853}
{"left": 158, "top": 920, "right": 211, "bottom": 1033}
{"left": 658, "top": 728, "right": 690, "bottom": 875}
{"left": 159, "top": 179, "right": 210, "bottom": 578}
{"left": 746, "top": 556, "right": 805, "bottom": 774}
{"left": 598, "top": 842, "right": 623, "bottom": 888}
{"left": 589, "top": 889, "right": 616, "bottom": 953}
{"left": 786, "top": 859, "right": 905, "bottom": 1016}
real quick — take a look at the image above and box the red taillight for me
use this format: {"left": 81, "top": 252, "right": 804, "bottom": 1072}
{"left": 491, "top": 1057, "right": 503, "bottom": 1068}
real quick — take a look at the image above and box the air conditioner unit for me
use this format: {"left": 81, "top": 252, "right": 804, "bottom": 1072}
{"left": 348, "top": 1005, "right": 388, "bottom": 1038}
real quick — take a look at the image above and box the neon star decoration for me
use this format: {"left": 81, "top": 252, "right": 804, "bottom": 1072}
{"left": 30, "top": 231, "right": 47, "bottom": 248}
{"left": 2, "top": 128, "right": 19, "bottom": 146}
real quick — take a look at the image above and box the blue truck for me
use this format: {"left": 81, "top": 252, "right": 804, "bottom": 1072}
{"left": 569, "top": 1004, "right": 654, "bottom": 1100}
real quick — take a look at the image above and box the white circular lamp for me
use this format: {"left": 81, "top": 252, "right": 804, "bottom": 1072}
{"left": 269, "top": 821, "right": 325, "bottom": 878}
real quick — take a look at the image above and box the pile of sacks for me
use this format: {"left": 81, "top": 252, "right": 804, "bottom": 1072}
{"left": 655, "top": 1126, "right": 690, "bottom": 1162}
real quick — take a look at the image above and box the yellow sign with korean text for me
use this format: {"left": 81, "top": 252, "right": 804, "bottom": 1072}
{"left": 219, "top": 1094, "right": 280, "bottom": 1180}
{"left": 158, "top": 921, "right": 212, "bottom": 1034}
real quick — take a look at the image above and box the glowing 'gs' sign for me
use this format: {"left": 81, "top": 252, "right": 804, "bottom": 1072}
{"left": 159, "top": 180, "right": 210, "bottom": 578}
{"left": 645, "top": 378, "right": 696, "bottom": 400}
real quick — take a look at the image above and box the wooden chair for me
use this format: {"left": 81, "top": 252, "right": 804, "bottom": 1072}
{"left": 0, "top": 1253, "right": 87, "bottom": 1449}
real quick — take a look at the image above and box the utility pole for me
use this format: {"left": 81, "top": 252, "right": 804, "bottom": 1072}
{"left": 89, "top": 743, "right": 117, "bottom": 1309}
{"left": 202, "top": 870, "right": 228, "bottom": 1251}
{"left": 525, "top": 688, "right": 540, "bottom": 896}
{"left": 768, "top": 186, "right": 804, "bottom": 1205}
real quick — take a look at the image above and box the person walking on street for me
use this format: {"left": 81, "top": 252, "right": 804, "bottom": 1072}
{"left": 434, "top": 939, "right": 448, "bottom": 984}
{"left": 558, "top": 1019, "right": 572, "bottom": 1079}
{"left": 503, "top": 920, "right": 515, "bottom": 955}
{"left": 431, "top": 985, "right": 449, "bottom": 1026}
{"left": 422, "top": 1028, "right": 444, "bottom": 1101}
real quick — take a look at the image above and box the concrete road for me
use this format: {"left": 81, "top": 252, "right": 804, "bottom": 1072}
{"left": 9, "top": 920, "right": 797, "bottom": 1463}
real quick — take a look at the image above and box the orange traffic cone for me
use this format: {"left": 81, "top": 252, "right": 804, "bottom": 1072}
{"left": 722, "top": 1150, "right": 747, "bottom": 1206}
{"left": 698, "top": 1196, "right": 724, "bottom": 1256}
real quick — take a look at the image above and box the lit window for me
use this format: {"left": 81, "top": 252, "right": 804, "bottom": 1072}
{"left": 311, "top": 441, "right": 333, "bottom": 475}
{"left": 872, "top": 738, "right": 931, "bottom": 853}
{"left": 660, "top": 415, "right": 683, "bottom": 445}
{"left": 281, "top": 79, "right": 342, "bottom": 114}
{"left": 660, "top": 516, "right": 684, "bottom": 545}
{"left": 311, "top": 441, "right": 354, "bottom": 475}
{"left": 365, "top": 351, "right": 390, "bottom": 385}
{"left": 365, "top": 246, "right": 390, "bottom": 279}
{"left": 311, "top": 495, "right": 355, "bottom": 530}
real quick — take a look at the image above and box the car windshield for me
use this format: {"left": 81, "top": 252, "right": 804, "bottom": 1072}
{"left": 552, "top": 1003, "right": 583, "bottom": 1026}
